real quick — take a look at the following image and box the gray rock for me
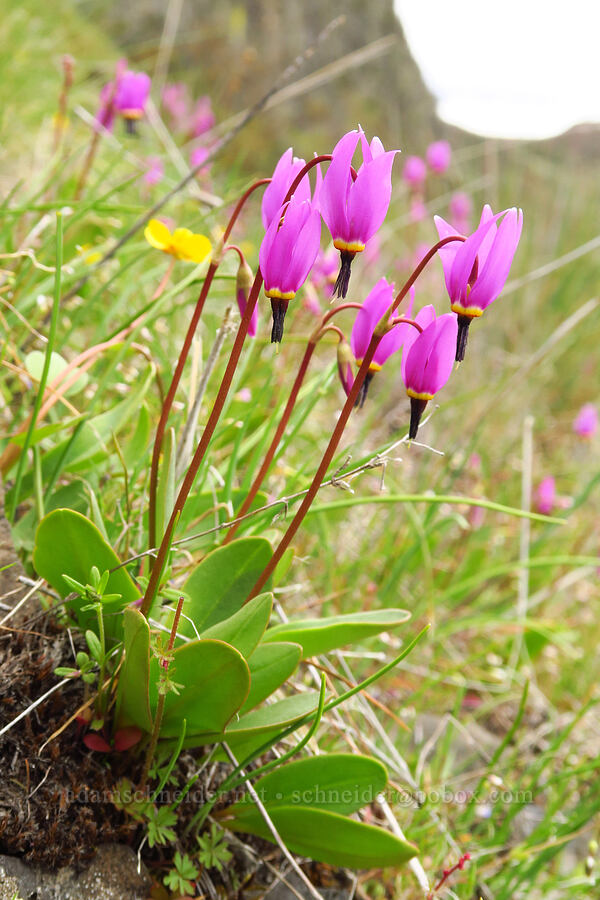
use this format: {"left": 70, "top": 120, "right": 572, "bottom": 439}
{"left": 0, "top": 844, "right": 150, "bottom": 900}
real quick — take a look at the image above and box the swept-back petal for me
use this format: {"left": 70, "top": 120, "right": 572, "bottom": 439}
{"left": 403, "top": 313, "right": 457, "bottom": 396}
{"left": 434, "top": 215, "right": 464, "bottom": 297}
{"left": 320, "top": 130, "right": 360, "bottom": 242}
{"left": 468, "top": 208, "right": 522, "bottom": 310}
{"left": 285, "top": 205, "right": 322, "bottom": 292}
{"left": 401, "top": 304, "right": 436, "bottom": 384}
{"left": 346, "top": 150, "right": 398, "bottom": 244}
{"left": 448, "top": 211, "right": 504, "bottom": 304}
{"left": 350, "top": 277, "right": 394, "bottom": 360}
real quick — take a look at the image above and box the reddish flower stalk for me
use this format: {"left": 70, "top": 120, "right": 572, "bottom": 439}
{"left": 143, "top": 156, "right": 338, "bottom": 614}
{"left": 139, "top": 596, "right": 185, "bottom": 789}
{"left": 141, "top": 272, "right": 264, "bottom": 617}
{"left": 222, "top": 339, "right": 317, "bottom": 545}
{"left": 147, "top": 178, "right": 271, "bottom": 550}
{"left": 246, "top": 235, "right": 466, "bottom": 602}
{"left": 246, "top": 329, "right": 382, "bottom": 601}
{"left": 427, "top": 852, "right": 471, "bottom": 899}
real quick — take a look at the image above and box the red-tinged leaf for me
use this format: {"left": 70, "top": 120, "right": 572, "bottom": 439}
{"left": 83, "top": 733, "right": 112, "bottom": 752}
{"left": 113, "top": 726, "right": 143, "bottom": 752}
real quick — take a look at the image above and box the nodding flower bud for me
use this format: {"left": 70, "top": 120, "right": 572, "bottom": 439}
{"left": 235, "top": 257, "right": 258, "bottom": 337}
{"left": 336, "top": 339, "right": 355, "bottom": 398}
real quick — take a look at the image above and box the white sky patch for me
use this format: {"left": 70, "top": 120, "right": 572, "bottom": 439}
{"left": 394, "top": 0, "right": 600, "bottom": 139}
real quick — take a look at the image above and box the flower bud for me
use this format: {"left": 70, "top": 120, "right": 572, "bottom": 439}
{"left": 336, "top": 339, "right": 355, "bottom": 397}
{"left": 235, "top": 257, "right": 257, "bottom": 337}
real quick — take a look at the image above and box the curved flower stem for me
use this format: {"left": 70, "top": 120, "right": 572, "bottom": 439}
{"left": 316, "top": 324, "right": 345, "bottom": 342}
{"left": 390, "top": 235, "right": 465, "bottom": 315}
{"left": 320, "top": 302, "right": 363, "bottom": 325}
{"left": 246, "top": 331, "right": 382, "bottom": 601}
{"left": 140, "top": 272, "right": 264, "bottom": 617}
{"left": 222, "top": 339, "right": 317, "bottom": 545}
{"left": 389, "top": 316, "right": 423, "bottom": 332}
{"left": 147, "top": 178, "right": 270, "bottom": 550}
{"left": 246, "top": 236, "right": 466, "bottom": 601}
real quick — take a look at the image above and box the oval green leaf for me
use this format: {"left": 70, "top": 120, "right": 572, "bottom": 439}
{"left": 180, "top": 537, "right": 272, "bottom": 636}
{"left": 201, "top": 592, "right": 272, "bottom": 658}
{"left": 158, "top": 639, "right": 250, "bottom": 738}
{"left": 33, "top": 509, "right": 138, "bottom": 637}
{"left": 225, "top": 753, "right": 387, "bottom": 817}
{"left": 240, "top": 641, "right": 302, "bottom": 713}
{"left": 262, "top": 608, "right": 411, "bottom": 658}
{"left": 226, "top": 806, "right": 417, "bottom": 869}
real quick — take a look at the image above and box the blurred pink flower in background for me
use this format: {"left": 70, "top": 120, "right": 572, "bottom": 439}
{"left": 363, "top": 233, "right": 381, "bottom": 268}
{"left": 114, "top": 70, "right": 151, "bottom": 124}
{"left": 426, "top": 140, "right": 451, "bottom": 174}
{"left": 162, "top": 82, "right": 189, "bottom": 124}
{"left": 402, "top": 155, "right": 427, "bottom": 186}
{"left": 573, "top": 403, "right": 598, "bottom": 438}
{"left": 236, "top": 387, "right": 252, "bottom": 403}
{"left": 190, "top": 146, "right": 212, "bottom": 174}
{"left": 410, "top": 198, "right": 427, "bottom": 222}
{"left": 449, "top": 191, "right": 472, "bottom": 232}
{"left": 143, "top": 156, "right": 164, "bottom": 186}
{"left": 309, "top": 246, "right": 338, "bottom": 299}
{"left": 191, "top": 96, "right": 215, "bottom": 136}
{"left": 535, "top": 476, "right": 556, "bottom": 515}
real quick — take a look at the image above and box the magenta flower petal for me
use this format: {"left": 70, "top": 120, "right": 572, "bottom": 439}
{"left": 449, "top": 212, "right": 503, "bottom": 305}
{"left": 285, "top": 206, "right": 322, "bottom": 292}
{"left": 468, "top": 208, "right": 523, "bottom": 310}
{"left": 262, "top": 148, "right": 311, "bottom": 229}
{"left": 320, "top": 130, "right": 361, "bottom": 243}
{"left": 434, "top": 215, "right": 463, "bottom": 296}
{"left": 347, "top": 150, "right": 398, "bottom": 245}
{"left": 402, "top": 313, "right": 457, "bottom": 397}
{"left": 351, "top": 277, "right": 395, "bottom": 361}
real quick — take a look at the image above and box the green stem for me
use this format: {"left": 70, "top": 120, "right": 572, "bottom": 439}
{"left": 9, "top": 212, "right": 63, "bottom": 520}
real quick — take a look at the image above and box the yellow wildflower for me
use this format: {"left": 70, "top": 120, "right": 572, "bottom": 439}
{"left": 144, "top": 219, "right": 212, "bottom": 264}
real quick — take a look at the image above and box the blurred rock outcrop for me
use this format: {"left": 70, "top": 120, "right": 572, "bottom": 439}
{"left": 81, "top": 0, "right": 444, "bottom": 160}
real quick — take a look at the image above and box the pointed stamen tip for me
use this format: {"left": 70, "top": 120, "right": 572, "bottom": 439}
{"left": 270, "top": 298, "right": 288, "bottom": 343}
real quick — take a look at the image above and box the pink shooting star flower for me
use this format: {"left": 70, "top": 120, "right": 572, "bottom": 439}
{"left": 574, "top": 403, "right": 598, "bottom": 438}
{"left": 426, "top": 140, "right": 451, "bottom": 174}
{"left": 320, "top": 128, "right": 399, "bottom": 298}
{"left": 114, "top": 69, "right": 151, "bottom": 134}
{"left": 235, "top": 257, "right": 258, "bottom": 338}
{"left": 261, "top": 148, "right": 313, "bottom": 230}
{"left": 435, "top": 204, "right": 523, "bottom": 361}
{"left": 535, "top": 476, "right": 556, "bottom": 515}
{"left": 259, "top": 196, "right": 322, "bottom": 342}
{"left": 350, "top": 277, "right": 415, "bottom": 406}
{"left": 191, "top": 95, "right": 216, "bottom": 137}
{"left": 401, "top": 307, "right": 458, "bottom": 438}
{"left": 402, "top": 155, "right": 427, "bottom": 186}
